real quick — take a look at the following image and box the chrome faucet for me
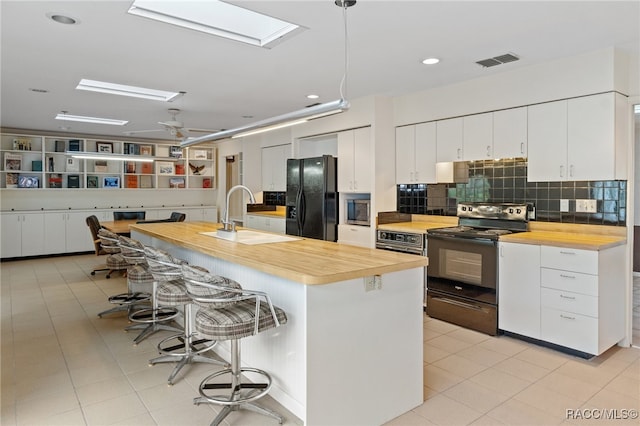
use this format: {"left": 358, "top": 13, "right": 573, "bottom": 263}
{"left": 221, "top": 185, "right": 256, "bottom": 232}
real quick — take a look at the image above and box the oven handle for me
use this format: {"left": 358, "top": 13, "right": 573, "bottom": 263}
{"left": 432, "top": 295, "right": 485, "bottom": 311}
{"left": 426, "top": 234, "right": 496, "bottom": 245}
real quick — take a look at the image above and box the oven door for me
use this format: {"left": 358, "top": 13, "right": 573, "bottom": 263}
{"left": 426, "top": 235, "right": 497, "bottom": 289}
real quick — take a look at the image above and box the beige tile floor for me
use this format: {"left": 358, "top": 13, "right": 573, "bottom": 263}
{"left": 1, "top": 254, "right": 639, "bottom": 426}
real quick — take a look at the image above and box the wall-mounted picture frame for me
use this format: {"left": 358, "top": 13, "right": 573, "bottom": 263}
{"left": 102, "top": 176, "right": 120, "bottom": 188}
{"left": 87, "top": 175, "right": 99, "bottom": 188}
{"left": 156, "top": 161, "right": 175, "bottom": 175}
{"left": 139, "top": 145, "right": 153, "bottom": 156}
{"left": 96, "top": 142, "right": 113, "bottom": 153}
{"left": 192, "top": 149, "right": 208, "bottom": 160}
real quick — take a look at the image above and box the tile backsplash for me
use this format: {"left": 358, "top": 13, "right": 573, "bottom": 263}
{"left": 397, "top": 158, "right": 626, "bottom": 226}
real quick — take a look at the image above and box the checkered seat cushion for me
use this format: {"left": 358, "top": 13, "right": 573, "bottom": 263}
{"left": 118, "top": 236, "right": 147, "bottom": 266}
{"left": 98, "top": 228, "right": 121, "bottom": 254}
{"left": 195, "top": 299, "right": 288, "bottom": 341}
{"left": 144, "top": 246, "right": 186, "bottom": 283}
{"left": 106, "top": 253, "right": 128, "bottom": 269}
{"left": 127, "top": 264, "right": 154, "bottom": 286}
{"left": 157, "top": 281, "right": 191, "bottom": 306}
{"left": 182, "top": 264, "right": 243, "bottom": 309}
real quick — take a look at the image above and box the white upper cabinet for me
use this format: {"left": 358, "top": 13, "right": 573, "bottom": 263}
{"left": 436, "top": 117, "right": 463, "bottom": 162}
{"left": 463, "top": 113, "right": 493, "bottom": 160}
{"left": 261, "top": 144, "right": 289, "bottom": 192}
{"left": 527, "top": 100, "right": 568, "bottom": 181}
{"left": 528, "top": 92, "right": 621, "bottom": 182}
{"left": 493, "top": 107, "right": 528, "bottom": 158}
{"left": 395, "top": 123, "right": 436, "bottom": 184}
{"left": 567, "top": 93, "right": 617, "bottom": 181}
{"left": 338, "top": 127, "right": 372, "bottom": 193}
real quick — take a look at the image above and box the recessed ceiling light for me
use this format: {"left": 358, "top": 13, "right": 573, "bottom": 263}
{"left": 29, "top": 88, "right": 49, "bottom": 93}
{"left": 46, "top": 13, "right": 78, "bottom": 25}
{"left": 307, "top": 94, "right": 320, "bottom": 99}
{"left": 76, "top": 79, "right": 183, "bottom": 102}
{"left": 55, "top": 113, "right": 128, "bottom": 126}
{"left": 127, "top": 0, "right": 306, "bottom": 49}
{"left": 242, "top": 115, "right": 254, "bottom": 119}
{"left": 422, "top": 58, "right": 440, "bottom": 65}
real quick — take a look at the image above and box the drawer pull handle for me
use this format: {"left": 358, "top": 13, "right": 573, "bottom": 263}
{"left": 560, "top": 274, "right": 576, "bottom": 279}
{"left": 560, "top": 314, "right": 576, "bottom": 321}
{"left": 560, "top": 294, "right": 576, "bottom": 300}
{"left": 559, "top": 251, "right": 576, "bottom": 255}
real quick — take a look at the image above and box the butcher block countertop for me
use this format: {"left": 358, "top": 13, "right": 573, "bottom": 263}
{"left": 499, "top": 222, "right": 627, "bottom": 250}
{"left": 377, "top": 215, "right": 458, "bottom": 234}
{"left": 130, "top": 222, "right": 427, "bottom": 285}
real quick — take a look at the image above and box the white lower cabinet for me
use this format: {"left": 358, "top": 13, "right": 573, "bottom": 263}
{"left": 181, "top": 207, "right": 217, "bottom": 222}
{"left": 498, "top": 242, "right": 541, "bottom": 338}
{"left": 1, "top": 212, "right": 45, "bottom": 258}
{"left": 499, "top": 242, "right": 626, "bottom": 356}
{"left": 44, "top": 211, "right": 94, "bottom": 254}
{"left": 338, "top": 224, "right": 372, "bottom": 248}
{"left": 244, "top": 214, "right": 285, "bottom": 234}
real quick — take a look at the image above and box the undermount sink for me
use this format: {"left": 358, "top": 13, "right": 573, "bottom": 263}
{"left": 200, "top": 229, "right": 301, "bottom": 245}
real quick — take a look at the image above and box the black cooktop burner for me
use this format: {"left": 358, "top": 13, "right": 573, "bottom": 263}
{"left": 427, "top": 226, "right": 517, "bottom": 241}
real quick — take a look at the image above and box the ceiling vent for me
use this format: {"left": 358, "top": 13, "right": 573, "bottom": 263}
{"left": 476, "top": 53, "right": 520, "bottom": 68}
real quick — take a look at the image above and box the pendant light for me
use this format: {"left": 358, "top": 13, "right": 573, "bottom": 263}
{"left": 181, "top": 0, "right": 357, "bottom": 148}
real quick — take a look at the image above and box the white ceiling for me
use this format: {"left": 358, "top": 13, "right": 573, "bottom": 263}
{"left": 1, "top": 1, "right": 639, "bottom": 141}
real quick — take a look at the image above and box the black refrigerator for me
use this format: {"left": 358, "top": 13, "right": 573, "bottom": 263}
{"left": 286, "top": 155, "right": 338, "bottom": 241}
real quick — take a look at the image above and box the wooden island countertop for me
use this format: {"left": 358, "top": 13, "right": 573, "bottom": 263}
{"left": 130, "top": 221, "right": 427, "bottom": 285}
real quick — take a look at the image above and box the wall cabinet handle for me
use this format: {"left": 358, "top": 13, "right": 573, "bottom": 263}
{"left": 560, "top": 314, "right": 576, "bottom": 321}
{"left": 486, "top": 145, "right": 491, "bottom": 157}
{"left": 457, "top": 148, "right": 462, "bottom": 159}
{"left": 559, "top": 251, "right": 575, "bottom": 255}
{"left": 569, "top": 165, "right": 574, "bottom": 177}
{"left": 520, "top": 142, "right": 525, "bottom": 154}
{"left": 415, "top": 171, "right": 419, "bottom": 181}
{"left": 560, "top": 274, "right": 576, "bottom": 279}
{"left": 559, "top": 165, "right": 564, "bottom": 177}
{"left": 560, "top": 294, "right": 576, "bottom": 300}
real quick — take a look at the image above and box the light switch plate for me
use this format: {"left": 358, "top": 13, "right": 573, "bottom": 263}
{"left": 576, "top": 199, "right": 597, "bottom": 213}
{"left": 560, "top": 199, "right": 569, "bottom": 212}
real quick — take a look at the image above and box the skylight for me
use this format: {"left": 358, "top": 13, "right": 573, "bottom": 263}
{"left": 76, "top": 79, "right": 182, "bottom": 102}
{"left": 127, "top": 0, "right": 305, "bottom": 49}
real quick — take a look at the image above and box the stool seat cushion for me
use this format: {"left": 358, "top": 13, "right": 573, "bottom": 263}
{"left": 182, "top": 264, "right": 243, "bottom": 308}
{"left": 157, "top": 281, "right": 191, "bottom": 306}
{"left": 127, "top": 264, "right": 154, "bottom": 285}
{"left": 195, "top": 299, "right": 287, "bottom": 341}
{"left": 106, "top": 253, "right": 128, "bottom": 269}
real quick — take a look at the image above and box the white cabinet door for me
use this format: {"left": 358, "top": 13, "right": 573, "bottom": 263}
{"left": 21, "top": 213, "right": 44, "bottom": 256}
{"left": 337, "top": 130, "right": 355, "bottom": 192}
{"left": 44, "top": 212, "right": 67, "bottom": 254}
{"left": 395, "top": 126, "right": 415, "bottom": 184}
{"left": 1, "top": 213, "right": 22, "bottom": 258}
{"left": 396, "top": 123, "right": 436, "bottom": 184}
{"left": 463, "top": 113, "right": 493, "bottom": 160}
{"left": 66, "top": 211, "right": 95, "bottom": 252}
{"left": 493, "top": 107, "right": 527, "bottom": 158}
{"left": 338, "top": 128, "right": 371, "bottom": 193}
{"left": 436, "top": 117, "right": 463, "bottom": 162}
{"left": 338, "top": 224, "right": 372, "bottom": 248}
{"left": 527, "top": 100, "right": 568, "bottom": 182}
{"left": 498, "top": 242, "right": 541, "bottom": 338}
{"left": 183, "top": 208, "right": 204, "bottom": 222}
{"left": 262, "top": 144, "right": 288, "bottom": 191}
{"left": 352, "top": 127, "right": 372, "bottom": 192}
{"left": 414, "top": 122, "right": 437, "bottom": 183}
{"left": 567, "top": 93, "right": 615, "bottom": 181}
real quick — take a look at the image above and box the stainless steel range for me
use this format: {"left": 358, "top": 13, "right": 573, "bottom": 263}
{"left": 426, "top": 202, "right": 528, "bottom": 335}
{"left": 375, "top": 230, "right": 425, "bottom": 255}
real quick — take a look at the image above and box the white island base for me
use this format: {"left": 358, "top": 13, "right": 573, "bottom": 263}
{"left": 134, "top": 231, "right": 424, "bottom": 426}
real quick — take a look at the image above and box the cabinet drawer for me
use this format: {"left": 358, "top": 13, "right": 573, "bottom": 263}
{"left": 541, "top": 307, "right": 598, "bottom": 354}
{"left": 338, "top": 225, "right": 372, "bottom": 248}
{"left": 540, "top": 246, "right": 597, "bottom": 274}
{"left": 540, "top": 267, "right": 598, "bottom": 296}
{"left": 541, "top": 287, "right": 598, "bottom": 317}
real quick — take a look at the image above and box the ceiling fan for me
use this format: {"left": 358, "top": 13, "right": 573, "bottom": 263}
{"left": 123, "top": 108, "right": 217, "bottom": 139}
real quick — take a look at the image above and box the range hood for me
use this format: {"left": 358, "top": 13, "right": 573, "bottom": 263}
{"left": 436, "top": 162, "right": 469, "bottom": 183}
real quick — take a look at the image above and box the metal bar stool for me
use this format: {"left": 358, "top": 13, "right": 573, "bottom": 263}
{"left": 182, "top": 264, "right": 288, "bottom": 426}
{"left": 126, "top": 246, "right": 183, "bottom": 345}
{"left": 96, "top": 229, "right": 146, "bottom": 318}
{"left": 146, "top": 251, "right": 231, "bottom": 385}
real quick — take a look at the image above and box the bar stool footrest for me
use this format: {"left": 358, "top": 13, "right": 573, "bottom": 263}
{"left": 157, "top": 333, "right": 216, "bottom": 357}
{"left": 108, "top": 292, "right": 151, "bottom": 305}
{"left": 198, "top": 367, "right": 273, "bottom": 406}
{"left": 128, "top": 306, "right": 179, "bottom": 324}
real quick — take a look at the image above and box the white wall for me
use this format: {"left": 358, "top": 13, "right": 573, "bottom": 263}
{"left": 394, "top": 47, "right": 632, "bottom": 126}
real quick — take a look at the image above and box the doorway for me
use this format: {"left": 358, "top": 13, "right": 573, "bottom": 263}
{"left": 225, "top": 154, "right": 242, "bottom": 223}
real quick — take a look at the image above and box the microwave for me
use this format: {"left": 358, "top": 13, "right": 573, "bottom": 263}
{"left": 346, "top": 199, "right": 370, "bottom": 226}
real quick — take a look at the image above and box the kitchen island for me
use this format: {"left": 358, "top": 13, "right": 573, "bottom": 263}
{"left": 131, "top": 221, "right": 427, "bottom": 426}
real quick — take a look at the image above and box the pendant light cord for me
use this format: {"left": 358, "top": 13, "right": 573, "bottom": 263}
{"left": 339, "top": 2, "right": 350, "bottom": 101}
